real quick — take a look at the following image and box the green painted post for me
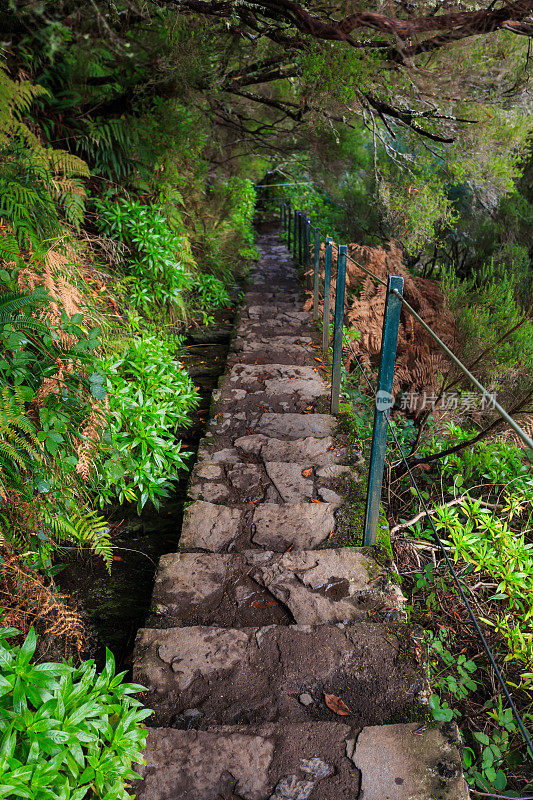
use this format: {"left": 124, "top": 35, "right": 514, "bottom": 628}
{"left": 363, "top": 275, "right": 404, "bottom": 546}
{"left": 313, "top": 227, "right": 320, "bottom": 320}
{"left": 287, "top": 205, "right": 292, "bottom": 249}
{"left": 331, "top": 245, "right": 347, "bottom": 414}
{"left": 298, "top": 212, "right": 303, "bottom": 265}
{"left": 322, "top": 237, "right": 333, "bottom": 356}
{"left": 304, "top": 218, "right": 311, "bottom": 286}
{"left": 293, "top": 212, "right": 299, "bottom": 260}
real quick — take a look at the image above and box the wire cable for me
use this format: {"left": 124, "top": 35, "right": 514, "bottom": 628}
{"left": 391, "top": 289, "right": 533, "bottom": 452}
{"left": 286, "top": 209, "right": 533, "bottom": 760}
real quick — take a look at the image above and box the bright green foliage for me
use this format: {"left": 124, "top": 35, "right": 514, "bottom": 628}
{"left": 96, "top": 198, "right": 231, "bottom": 320}
{"left": 0, "top": 627, "right": 151, "bottom": 799}
{"left": 96, "top": 198, "right": 195, "bottom": 319}
{"left": 94, "top": 331, "right": 198, "bottom": 511}
{"left": 432, "top": 491, "right": 533, "bottom": 680}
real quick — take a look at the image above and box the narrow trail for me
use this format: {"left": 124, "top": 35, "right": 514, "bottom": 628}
{"left": 132, "top": 229, "right": 469, "bottom": 800}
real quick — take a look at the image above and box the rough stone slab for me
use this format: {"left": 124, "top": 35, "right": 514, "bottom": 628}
{"left": 236, "top": 321, "right": 310, "bottom": 340}
{"left": 198, "top": 434, "right": 348, "bottom": 466}
{"left": 258, "top": 413, "right": 336, "bottom": 439}
{"left": 247, "top": 308, "right": 310, "bottom": 323}
{"left": 352, "top": 722, "right": 470, "bottom": 800}
{"left": 227, "top": 364, "right": 326, "bottom": 404}
{"left": 189, "top": 462, "right": 268, "bottom": 504}
{"left": 180, "top": 501, "right": 242, "bottom": 551}
{"left": 251, "top": 549, "right": 405, "bottom": 624}
{"left": 133, "top": 723, "right": 359, "bottom": 800}
{"left": 235, "top": 434, "right": 345, "bottom": 464}
{"left": 252, "top": 502, "right": 336, "bottom": 550}
{"left": 134, "top": 623, "right": 426, "bottom": 727}
{"left": 264, "top": 462, "right": 314, "bottom": 502}
{"left": 149, "top": 549, "right": 404, "bottom": 629}
{"left": 235, "top": 335, "right": 312, "bottom": 348}
{"left": 230, "top": 346, "right": 316, "bottom": 367}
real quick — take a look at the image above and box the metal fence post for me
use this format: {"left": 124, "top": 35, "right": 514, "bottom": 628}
{"left": 304, "top": 218, "right": 311, "bottom": 287}
{"left": 363, "top": 275, "right": 404, "bottom": 546}
{"left": 287, "top": 205, "right": 292, "bottom": 249}
{"left": 322, "top": 237, "right": 333, "bottom": 356}
{"left": 313, "top": 228, "right": 320, "bottom": 320}
{"left": 292, "top": 212, "right": 297, "bottom": 259}
{"left": 330, "top": 245, "right": 347, "bottom": 414}
{"left": 298, "top": 213, "right": 303, "bottom": 265}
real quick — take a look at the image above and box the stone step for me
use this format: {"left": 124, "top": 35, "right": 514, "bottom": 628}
{"left": 245, "top": 308, "right": 309, "bottom": 323}
{"left": 180, "top": 500, "right": 342, "bottom": 552}
{"left": 133, "top": 722, "right": 468, "bottom": 800}
{"left": 230, "top": 337, "right": 317, "bottom": 366}
{"left": 134, "top": 622, "right": 427, "bottom": 728}
{"left": 203, "top": 413, "right": 338, "bottom": 455}
{"left": 149, "top": 548, "right": 404, "bottom": 629}
{"left": 188, "top": 458, "right": 352, "bottom": 506}
{"left": 243, "top": 291, "right": 305, "bottom": 303}
{"left": 236, "top": 320, "right": 311, "bottom": 340}
{"left": 196, "top": 432, "right": 350, "bottom": 466}
{"left": 212, "top": 364, "right": 328, "bottom": 414}
{"left": 257, "top": 412, "right": 336, "bottom": 439}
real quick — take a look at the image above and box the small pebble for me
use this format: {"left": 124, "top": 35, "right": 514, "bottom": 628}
{"left": 299, "top": 693, "right": 314, "bottom": 706}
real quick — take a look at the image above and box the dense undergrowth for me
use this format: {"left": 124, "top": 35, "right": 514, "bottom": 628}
{"left": 338, "top": 308, "right": 533, "bottom": 794}
{"left": 0, "top": 21, "right": 259, "bottom": 795}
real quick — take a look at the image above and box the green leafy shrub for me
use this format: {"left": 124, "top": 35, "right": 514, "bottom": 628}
{"left": 0, "top": 627, "right": 150, "bottom": 799}
{"left": 94, "top": 330, "right": 198, "bottom": 511}
{"left": 96, "top": 198, "right": 198, "bottom": 320}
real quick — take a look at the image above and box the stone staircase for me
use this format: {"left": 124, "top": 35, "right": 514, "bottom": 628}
{"left": 132, "top": 230, "right": 469, "bottom": 800}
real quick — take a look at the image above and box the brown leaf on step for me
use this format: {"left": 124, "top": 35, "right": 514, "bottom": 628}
{"left": 314, "top": 357, "right": 326, "bottom": 365}
{"left": 324, "top": 693, "right": 352, "bottom": 716}
{"left": 246, "top": 428, "right": 256, "bottom": 435}
{"left": 327, "top": 529, "right": 335, "bottom": 540}
{"left": 303, "top": 405, "right": 315, "bottom": 414}
{"left": 309, "top": 498, "right": 323, "bottom": 503}
{"left": 303, "top": 298, "right": 313, "bottom": 311}
{"left": 302, "top": 468, "right": 313, "bottom": 477}
{"left": 285, "top": 544, "right": 294, "bottom": 553}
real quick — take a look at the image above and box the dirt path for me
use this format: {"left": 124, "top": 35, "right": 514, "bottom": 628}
{"left": 132, "top": 230, "right": 469, "bottom": 800}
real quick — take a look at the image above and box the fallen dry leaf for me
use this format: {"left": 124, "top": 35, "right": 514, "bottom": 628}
{"left": 302, "top": 468, "right": 313, "bottom": 477}
{"left": 324, "top": 693, "right": 352, "bottom": 716}
{"left": 309, "top": 498, "right": 323, "bottom": 503}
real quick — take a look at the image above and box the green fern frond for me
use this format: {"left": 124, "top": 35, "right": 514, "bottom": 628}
{"left": 0, "top": 387, "right": 41, "bottom": 498}
{"left": 43, "top": 504, "right": 113, "bottom": 572}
